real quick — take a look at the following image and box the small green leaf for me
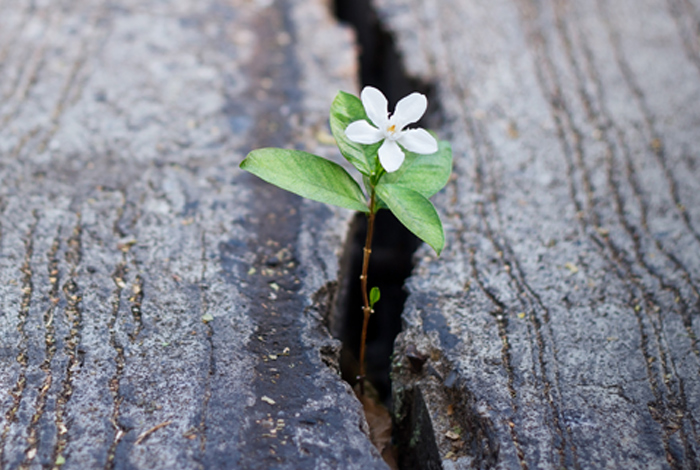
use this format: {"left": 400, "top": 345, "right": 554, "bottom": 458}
{"left": 382, "top": 139, "right": 452, "bottom": 198}
{"left": 240, "top": 148, "right": 369, "bottom": 213}
{"left": 376, "top": 183, "right": 445, "bottom": 255}
{"left": 369, "top": 287, "right": 381, "bottom": 309}
{"left": 55, "top": 455, "right": 66, "bottom": 466}
{"left": 330, "top": 91, "right": 381, "bottom": 176}
{"left": 202, "top": 313, "right": 214, "bottom": 323}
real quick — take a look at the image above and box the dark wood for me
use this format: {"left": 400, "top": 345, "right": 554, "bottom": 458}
{"left": 377, "top": 0, "right": 700, "bottom": 468}
{"left": 3, "top": 0, "right": 700, "bottom": 468}
{"left": 0, "top": 1, "right": 386, "bottom": 469}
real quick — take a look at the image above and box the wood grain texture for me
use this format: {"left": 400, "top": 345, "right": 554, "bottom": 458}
{"left": 376, "top": 0, "right": 700, "bottom": 468}
{"left": 0, "top": 1, "right": 386, "bottom": 469}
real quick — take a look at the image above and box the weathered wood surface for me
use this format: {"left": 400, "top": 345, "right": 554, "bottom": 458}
{"left": 377, "top": 0, "right": 700, "bottom": 468}
{"left": 3, "top": 0, "right": 700, "bottom": 468}
{"left": 0, "top": 1, "right": 387, "bottom": 469}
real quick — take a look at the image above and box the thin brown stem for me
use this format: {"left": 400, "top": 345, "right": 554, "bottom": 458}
{"left": 358, "top": 189, "right": 376, "bottom": 396}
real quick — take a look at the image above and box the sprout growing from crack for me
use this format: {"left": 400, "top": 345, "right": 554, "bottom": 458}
{"left": 240, "top": 86, "right": 452, "bottom": 394}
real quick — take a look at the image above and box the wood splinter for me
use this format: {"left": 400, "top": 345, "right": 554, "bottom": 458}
{"left": 135, "top": 420, "right": 173, "bottom": 445}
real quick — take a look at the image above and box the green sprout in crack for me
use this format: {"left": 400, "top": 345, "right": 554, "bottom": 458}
{"left": 240, "top": 86, "right": 452, "bottom": 394}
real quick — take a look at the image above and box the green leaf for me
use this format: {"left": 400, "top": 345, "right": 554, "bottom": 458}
{"left": 369, "top": 287, "right": 381, "bottom": 309}
{"left": 240, "top": 148, "right": 369, "bottom": 213}
{"left": 382, "top": 139, "right": 452, "bottom": 198}
{"left": 376, "top": 183, "right": 445, "bottom": 255}
{"left": 330, "top": 91, "right": 381, "bottom": 176}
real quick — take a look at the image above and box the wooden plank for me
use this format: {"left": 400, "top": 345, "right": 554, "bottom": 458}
{"left": 0, "top": 1, "right": 387, "bottom": 468}
{"left": 375, "top": 0, "right": 700, "bottom": 468}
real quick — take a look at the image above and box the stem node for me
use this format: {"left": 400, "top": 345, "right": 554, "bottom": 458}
{"left": 358, "top": 189, "right": 377, "bottom": 396}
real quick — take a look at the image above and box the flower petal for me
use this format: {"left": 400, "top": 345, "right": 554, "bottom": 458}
{"left": 398, "top": 128, "right": 438, "bottom": 155}
{"left": 361, "top": 86, "right": 389, "bottom": 128}
{"left": 392, "top": 92, "right": 427, "bottom": 130}
{"left": 378, "top": 139, "right": 405, "bottom": 172}
{"left": 345, "top": 120, "right": 384, "bottom": 144}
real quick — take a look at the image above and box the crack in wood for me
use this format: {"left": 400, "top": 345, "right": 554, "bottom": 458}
{"left": 597, "top": 0, "right": 700, "bottom": 247}
{"left": 105, "top": 259, "right": 128, "bottom": 470}
{"left": 666, "top": 0, "right": 700, "bottom": 77}
{"left": 434, "top": 33, "right": 573, "bottom": 466}
{"left": 468, "top": 247, "right": 529, "bottom": 470}
{"left": 35, "top": 11, "right": 101, "bottom": 157}
{"left": 555, "top": 0, "right": 700, "bottom": 339}
{"left": 51, "top": 218, "right": 84, "bottom": 469}
{"left": 20, "top": 232, "right": 61, "bottom": 469}
{"left": 554, "top": 0, "right": 700, "bottom": 457}
{"left": 0, "top": 16, "right": 51, "bottom": 132}
{"left": 198, "top": 230, "right": 214, "bottom": 459}
{"left": 520, "top": 0, "right": 699, "bottom": 464}
{"left": 0, "top": 213, "right": 37, "bottom": 467}
{"left": 128, "top": 275, "right": 144, "bottom": 342}
{"left": 474, "top": 107, "right": 579, "bottom": 468}
{"left": 0, "top": 2, "right": 35, "bottom": 79}
{"left": 416, "top": 9, "right": 534, "bottom": 464}
{"left": 550, "top": 0, "right": 700, "bottom": 458}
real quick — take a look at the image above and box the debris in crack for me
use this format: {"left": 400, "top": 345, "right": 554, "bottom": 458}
{"left": 357, "top": 382, "right": 399, "bottom": 469}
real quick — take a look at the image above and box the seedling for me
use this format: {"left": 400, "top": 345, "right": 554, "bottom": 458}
{"left": 240, "top": 86, "right": 452, "bottom": 394}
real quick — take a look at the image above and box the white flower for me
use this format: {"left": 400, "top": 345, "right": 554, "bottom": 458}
{"left": 345, "top": 86, "right": 438, "bottom": 173}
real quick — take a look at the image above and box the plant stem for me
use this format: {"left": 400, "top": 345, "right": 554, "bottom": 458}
{"left": 358, "top": 189, "right": 376, "bottom": 396}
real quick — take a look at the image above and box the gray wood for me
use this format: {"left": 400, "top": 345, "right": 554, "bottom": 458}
{"left": 3, "top": 0, "right": 700, "bottom": 468}
{"left": 0, "top": 1, "right": 386, "bottom": 469}
{"left": 376, "top": 0, "right": 700, "bottom": 468}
